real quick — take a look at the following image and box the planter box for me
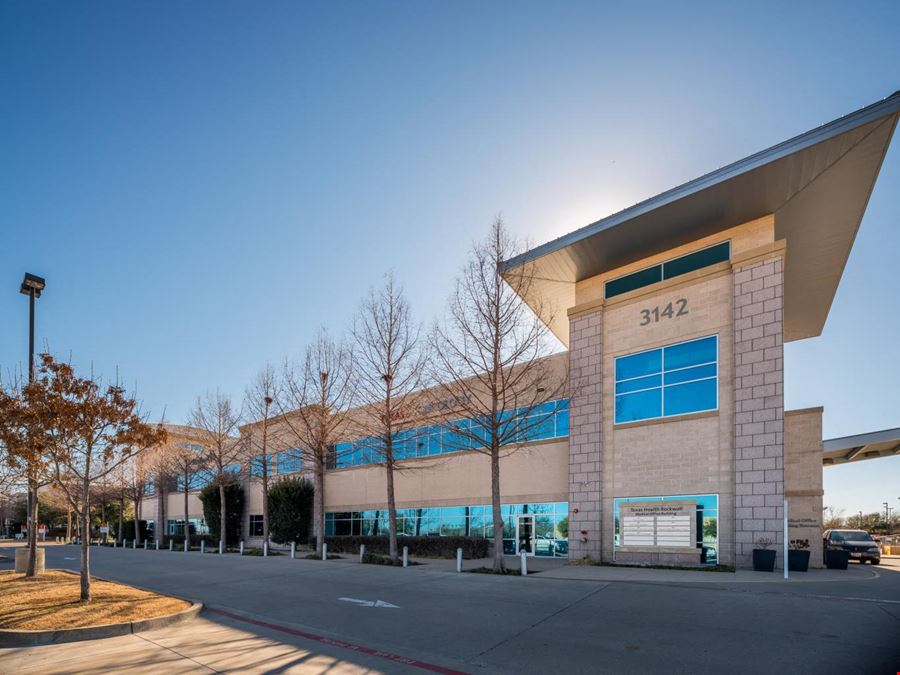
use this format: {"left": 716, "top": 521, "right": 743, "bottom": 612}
{"left": 788, "top": 549, "right": 810, "bottom": 572}
{"left": 824, "top": 549, "right": 849, "bottom": 570}
{"left": 752, "top": 548, "right": 776, "bottom": 572}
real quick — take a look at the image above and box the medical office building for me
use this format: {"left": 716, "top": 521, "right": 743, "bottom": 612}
{"left": 145, "top": 92, "right": 900, "bottom": 569}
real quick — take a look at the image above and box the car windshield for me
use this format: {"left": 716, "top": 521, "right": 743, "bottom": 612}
{"left": 830, "top": 531, "right": 872, "bottom": 542}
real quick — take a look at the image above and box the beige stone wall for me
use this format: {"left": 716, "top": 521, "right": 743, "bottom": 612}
{"left": 324, "top": 440, "right": 568, "bottom": 511}
{"left": 785, "top": 407, "right": 824, "bottom": 568}
{"left": 733, "top": 251, "right": 785, "bottom": 567}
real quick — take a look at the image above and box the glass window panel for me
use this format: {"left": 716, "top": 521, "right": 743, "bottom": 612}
{"left": 605, "top": 264, "right": 662, "bottom": 299}
{"left": 615, "top": 388, "right": 662, "bottom": 423}
{"left": 664, "top": 336, "right": 717, "bottom": 370}
{"left": 616, "top": 349, "right": 662, "bottom": 381}
{"left": 615, "top": 373, "right": 662, "bottom": 394}
{"left": 555, "top": 406, "right": 569, "bottom": 437}
{"left": 664, "top": 379, "right": 717, "bottom": 416}
{"left": 663, "top": 241, "right": 730, "bottom": 280}
{"left": 664, "top": 363, "right": 716, "bottom": 385}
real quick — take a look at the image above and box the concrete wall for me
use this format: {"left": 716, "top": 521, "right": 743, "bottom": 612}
{"left": 785, "top": 407, "right": 824, "bottom": 568}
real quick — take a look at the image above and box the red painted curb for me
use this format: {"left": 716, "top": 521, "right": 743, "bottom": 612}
{"left": 206, "top": 607, "right": 468, "bottom": 674}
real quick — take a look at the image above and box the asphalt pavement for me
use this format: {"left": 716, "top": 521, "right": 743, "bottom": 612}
{"left": 1, "top": 544, "right": 898, "bottom": 674}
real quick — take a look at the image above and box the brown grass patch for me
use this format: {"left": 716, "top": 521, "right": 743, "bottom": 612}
{"left": 0, "top": 570, "right": 190, "bottom": 630}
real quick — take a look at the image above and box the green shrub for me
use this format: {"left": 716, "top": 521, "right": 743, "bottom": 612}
{"left": 362, "top": 552, "right": 404, "bottom": 566}
{"left": 324, "top": 535, "right": 488, "bottom": 559}
{"left": 122, "top": 520, "right": 149, "bottom": 542}
{"left": 199, "top": 478, "right": 244, "bottom": 544}
{"left": 267, "top": 477, "right": 314, "bottom": 544}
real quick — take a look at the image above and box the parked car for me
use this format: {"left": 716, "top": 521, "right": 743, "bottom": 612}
{"left": 823, "top": 529, "right": 881, "bottom": 565}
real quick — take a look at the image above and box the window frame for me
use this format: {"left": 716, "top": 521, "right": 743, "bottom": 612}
{"left": 614, "top": 335, "right": 719, "bottom": 425}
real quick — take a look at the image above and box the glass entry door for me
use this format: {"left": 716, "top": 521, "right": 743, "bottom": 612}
{"left": 516, "top": 515, "right": 535, "bottom": 555}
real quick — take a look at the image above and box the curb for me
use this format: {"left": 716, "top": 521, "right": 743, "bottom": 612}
{"left": 0, "top": 601, "right": 202, "bottom": 647}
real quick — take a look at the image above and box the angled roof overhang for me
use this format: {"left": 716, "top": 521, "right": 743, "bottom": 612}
{"left": 502, "top": 92, "right": 900, "bottom": 346}
{"left": 823, "top": 427, "right": 900, "bottom": 466}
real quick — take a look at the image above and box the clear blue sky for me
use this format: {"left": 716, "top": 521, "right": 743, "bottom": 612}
{"left": 1, "top": 1, "right": 898, "bottom": 517}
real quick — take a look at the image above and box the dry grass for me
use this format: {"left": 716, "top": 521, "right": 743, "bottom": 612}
{"left": 0, "top": 570, "right": 190, "bottom": 630}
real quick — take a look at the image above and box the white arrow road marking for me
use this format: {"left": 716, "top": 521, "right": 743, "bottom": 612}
{"left": 338, "top": 597, "right": 399, "bottom": 608}
{"left": 64, "top": 557, "right": 77, "bottom": 560}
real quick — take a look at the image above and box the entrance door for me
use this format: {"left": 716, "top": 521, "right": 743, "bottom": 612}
{"left": 516, "top": 515, "right": 535, "bottom": 555}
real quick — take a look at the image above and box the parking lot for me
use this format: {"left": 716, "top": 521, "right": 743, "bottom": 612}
{"left": 2, "top": 544, "right": 899, "bottom": 673}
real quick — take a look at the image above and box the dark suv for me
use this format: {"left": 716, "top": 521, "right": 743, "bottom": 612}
{"left": 823, "top": 529, "right": 881, "bottom": 565}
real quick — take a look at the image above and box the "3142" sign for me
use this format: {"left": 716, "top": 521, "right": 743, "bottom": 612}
{"left": 639, "top": 299, "right": 688, "bottom": 325}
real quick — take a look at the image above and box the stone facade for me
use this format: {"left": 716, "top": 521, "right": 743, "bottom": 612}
{"left": 732, "top": 254, "right": 785, "bottom": 567}
{"left": 567, "top": 309, "right": 603, "bottom": 560}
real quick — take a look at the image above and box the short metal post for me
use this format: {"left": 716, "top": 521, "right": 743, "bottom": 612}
{"left": 290, "top": 542, "right": 296, "bottom": 559}
{"left": 402, "top": 546, "right": 408, "bottom": 568}
{"left": 520, "top": 551, "right": 527, "bottom": 576}
{"left": 456, "top": 547, "right": 463, "bottom": 573}
{"left": 201, "top": 540, "right": 205, "bottom": 554}
{"left": 155, "top": 540, "right": 159, "bottom": 551}
{"left": 169, "top": 539, "right": 173, "bottom": 551}
{"left": 322, "top": 543, "right": 328, "bottom": 561}
{"left": 359, "top": 544, "right": 366, "bottom": 563}
{"left": 112, "top": 540, "right": 117, "bottom": 549}
{"left": 219, "top": 540, "right": 224, "bottom": 555}
{"left": 263, "top": 542, "right": 268, "bottom": 557}
{"left": 184, "top": 538, "right": 188, "bottom": 553}
{"left": 133, "top": 539, "right": 137, "bottom": 549}
{"left": 144, "top": 540, "right": 148, "bottom": 550}
{"left": 240, "top": 540, "right": 244, "bottom": 555}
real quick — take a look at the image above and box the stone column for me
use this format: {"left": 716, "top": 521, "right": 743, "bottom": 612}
{"left": 567, "top": 308, "right": 603, "bottom": 560}
{"left": 733, "top": 254, "right": 785, "bottom": 568}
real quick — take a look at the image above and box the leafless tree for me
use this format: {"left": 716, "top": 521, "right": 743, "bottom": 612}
{"left": 243, "top": 364, "right": 280, "bottom": 545}
{"left": 352, "top": 273, "right": 427, "bottom": 560}
{"left": 190, "top": 391, "right": 242, "bottom": 549}
{"left": 168, "top": 440, "right": 205, "bottom": 543}
{"left": 280, "top": 330, "right": 355, "bottom": 556}
{"left": 430, "top": 217, "right": 567, "bottom": 572}
{"left": 122, "top": 451, "right": 152, "bottom": 545}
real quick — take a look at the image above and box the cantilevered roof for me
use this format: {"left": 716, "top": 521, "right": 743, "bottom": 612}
{"left": 823, "top": 427, "right": 900, "bottom": 466}
{"left": 502, "top": 92, "right": 900, "bottom": 346}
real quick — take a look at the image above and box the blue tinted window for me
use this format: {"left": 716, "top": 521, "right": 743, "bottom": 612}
{"left": 277, "top": 449, "right": 303, "bottom": 474}
{"left": 616, "top": 349, "right": 662, "bottom": 381}
{"left": 605, "top": 242, "right": 730, "bottom": 299}
{"left": 250, "top": 454, "right": 275, "bottom": 478}
{"left": 605, "top": 265, "right": 662, "bottom": 299}
{"left": 615, "top": 335, "right": 718, "bottom": 423}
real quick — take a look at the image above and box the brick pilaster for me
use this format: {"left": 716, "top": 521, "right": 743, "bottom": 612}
{"left": 568, "top": 310, "right": 603, "bottom": 560}
{"left": 733, "top": 256, "right": 785, "bottom": 568}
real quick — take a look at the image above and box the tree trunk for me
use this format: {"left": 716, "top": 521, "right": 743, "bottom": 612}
{"left": 133, "top": 497, "right": 141, "bottom": 546}
{"left": 491, "top": 443, "right": 504, "bottom": 572}
{"left": 80, "top": 477, "right": 92, "bottom": 602}
{"left": 118, "top": 497, "right": 124, "bottom": 545}
{"left": 218, "top": 480, "right": 227, "bottom": 549}
{"left": 386, "top": 451, "right": 398, "bottom": 560}
{"left": 314, "top": 454, "right": 325, "bottom": 556}
{"left": 26, "top": 480, "right": 38, "bottom": 577}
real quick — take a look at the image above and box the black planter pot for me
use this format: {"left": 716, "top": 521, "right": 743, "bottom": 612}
{"left": 752, "top": 548, "right": 776, "bottom": 572}
{"left": 788, "top": 549, "right": 810, "bottom": 572}
{"left": 825, "top": 549, "right": 850, "bottom": 570}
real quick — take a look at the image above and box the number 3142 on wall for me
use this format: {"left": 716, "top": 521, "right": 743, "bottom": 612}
{"left": 640, "top": 299, "right": 688, "bottom": 325}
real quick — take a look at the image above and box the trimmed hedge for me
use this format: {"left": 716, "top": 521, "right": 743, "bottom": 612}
{"left": 325, "top": 535, "right": 488, "bottom": 559}
{"left": 122, "top": 520, "right": 150, "bottom": 542}
{"left": 161, "top": 533, "right": 219, "bottom": 548}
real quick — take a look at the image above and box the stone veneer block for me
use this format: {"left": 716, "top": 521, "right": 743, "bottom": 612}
{"left": 733, "top": 256, "right": 785, "bottom": 567}
{"left": 568, "top": 310, "right": 603, "bottom": 560}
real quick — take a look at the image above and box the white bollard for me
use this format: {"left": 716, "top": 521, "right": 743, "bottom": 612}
{"left": 184, "top": 538, "right": 189, "bottom": 553}
{"left": 169, "top": 539, "right": 173, "bottom": 551}
{"left": 133, "top": 539, "right": 137, "bottom": 550}
{"left": 240, "top": 540, "right": 244, "bottom": 555}
{"left": 155, "top": 540, "right": 159, "bottom": 551}
{"left": 113, "top": 540, "right": 117, "bottom": 549}
{"left": 520, "top": 551, "right": 527, "bottom": 576}
{"left": 456, "top": 547, "right": 463, "bottom": 573}
{"left": 144, "top": 540, "right": 148, "bottom": 550}
{"left": 359, "top": 544, "right": 366, "bottom": 563}
{"left": 290, "top": 542, "right": 296, "bottom": 559}
{"left": 201, "top": 540, "right": 205, "bottom": 554}
{"left": 263, "top": 542, "right": 268, "bottom": 557}
{"left": 219, "top": 540, "right": 224, "bottom": 555}
{"left": 402, "top": 546, "right": 408, "bottom": 568}
{"left": 322, "top": 543, "right": 328, "bottom": 561}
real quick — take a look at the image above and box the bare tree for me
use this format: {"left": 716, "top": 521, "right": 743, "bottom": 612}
{"left": 168, "top": 440, "right": 205, "bottom": 544}
{"left": 352, "top": 273, "right": 427, "bottom": 560}
{"left": 122, "top": 451, "right": 152, "bottom": 545}
{"left": 243, "top": 364, "right": 280, "bottom": 545}
{"left": 280, "top": 330, "right": 355, "bottom": 556}
{"left": 144, "top": 437, "right": 175, "bottom": 547}
{"left": 190, "top": 392, "right": 242, "bottom": 549}
{"left": 37, "top": 354, "right": 166, "bottom": 601}
{"left": 430, "top": 217, "right": 567, "bottom": 572}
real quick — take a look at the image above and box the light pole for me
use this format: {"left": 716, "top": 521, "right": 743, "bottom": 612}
{"left": 19, "top": 273, "right": 46, "bottom": 569}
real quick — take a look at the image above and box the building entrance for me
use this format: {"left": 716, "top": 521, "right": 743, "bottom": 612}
{"left": 516, "top": 515, "right": 535, "bottom": 556}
